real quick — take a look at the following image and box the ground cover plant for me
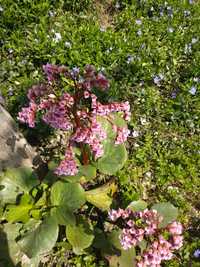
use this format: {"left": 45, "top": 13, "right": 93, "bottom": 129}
{"left": 0, "top": 0, "right": 200, "bottom": 266}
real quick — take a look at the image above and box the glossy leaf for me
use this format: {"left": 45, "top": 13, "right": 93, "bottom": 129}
{"left": 0, "top": 223, "right": 22, "bottom": 266}
{"left": 66, "top": 217, "right": 94, "bottom": 255}
{"left": 18, "top": 216, "right": 58, "bottom": 258}
{"left": 127, "top": 200, "right": 147, "bottom": 211}
{"left": 107, "top": 230, "right": 136, "bottom": 267}
{"left": 86, "top": 181, "right": 117, "bottom": 210}
{"left": 0, "top": 167, "right": 38, "bottom": 204}
{"left": 50, "top": 181, "right": 86, "bottom": 211}
{"left": 5, "top": 204, "right": 33, "bottom": 223}
{"left": 51, "top": 207, "right": 75, "bottom": 226}
{"left": 151, "top": 202, "right": 178, "bottom": 228}
{"left": 97, "top": 143, "right": 127, "bottom": 175}
{"left": 108, "top": 247, "right": 136, "bottom": 267}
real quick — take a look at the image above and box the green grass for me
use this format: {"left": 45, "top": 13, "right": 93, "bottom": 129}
{"left": 0, "top": 0, "right": 200, "bottom": 266}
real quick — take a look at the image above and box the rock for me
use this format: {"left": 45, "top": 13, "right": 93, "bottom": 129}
{"left": 0, "top": 105, "right": 39, "bottom": 172}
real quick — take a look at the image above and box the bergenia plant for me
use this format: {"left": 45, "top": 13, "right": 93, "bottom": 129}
{"left": 18, "top": 64, "right": 130, "bottom": 177}
{"left": 109, "top": 207, "right": 183, "bottom": 267}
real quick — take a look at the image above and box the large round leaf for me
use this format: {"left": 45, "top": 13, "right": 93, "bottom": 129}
{"left": 107, "top": 230, "right": 136, "bottom": 267}
{"left": 151, "top": 202, "right": 178, "bottom": 228}
{"left": 50, "top": 181, "right": 86, "bottom": 211}
{"left": 86, "top": 181, "right": 117, "bottom": 211}
{"left": 51, "top": 207, "right": 75, "bottom": 226}
{"left": 66, "top": 217, "right": 94, "bottom": 255}
{"left": 5, "top": 204, "right": 33, "bottom": 223}
{"left": 0, "top": 223, "right": 22, "bottom": 266}
{"left": 97, "top": 144, "right": 127, "bottom": 175}
{"left": 0, "top": 167, "right": 38, "bottom": 204}
{"left": 63, "top": 164, "right": 96, "bottom": 183}
{"left": 17, "top": 216, "right": 58, "bottom": 258}
{"left": 127, "top": 200, "right": 147, "bottom": 211}
{"left": 108, "top": 247, "right": 136, "bottom": 267}
{"left": 97, "top": 116, "right": 116, "bottom": 141}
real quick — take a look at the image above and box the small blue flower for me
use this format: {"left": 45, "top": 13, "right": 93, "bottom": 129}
{"left": 135, "top": 19, "right": 142, "bottom": 25}
{"left": 127, "top": 55, "right": 134, "bottom": 64}
{"left": 167, "top": 6, "right": 173, "bottom": 17}
{"left": 153, "top": 74, "right": 164, "bottom": 86}
{"left": 194, "top": 249, "right": 200, "bottom": 258}
{"left": 189, "top": 86, "right": 197, "bottom": 95}
{"left": 137, "top": 29, "right": 142, "bottom": 36}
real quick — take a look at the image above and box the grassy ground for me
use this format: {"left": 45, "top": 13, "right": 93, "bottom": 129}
{"left": 0, "top": 0, "right": 200, "bottom": 266}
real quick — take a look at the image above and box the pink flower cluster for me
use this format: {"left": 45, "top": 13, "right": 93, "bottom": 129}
{"left": 108, "top": 208, "right": 183, "bottom": 267}
{"left": 42, "top": 93, "right": 74, "bottom": 131}
{"left": 54, "top": 146, "right": 78, "bottom": 176}
{"left": 18, "top": 101, "right": 38, "bottom": 128}
{"left": 43, "top": 63, "right": 68, "bottom": 82}
{"left": 27, "top": 84, "right": 47, "bottom": 101}
{"left": 81, "top": 64, "right": 109, "bottom": 90}
{"left": 71, "top": 116, "right": 106, "bottom": 159}
{"left": 18, "top": 64, "right": 130, "bottom": 176}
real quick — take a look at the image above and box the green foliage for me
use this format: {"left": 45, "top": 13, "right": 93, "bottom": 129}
{"left": 18, "top": 216, "right": 58, "bottom": 258}
{"left": 66, "top": 216, "right": 94, "bottom": 255}
{"left": 128, "top": 200, "right": 147, "bottom": 211}
{"left": 85, "top": 181, "right": 117, "bottom": 211}
{"left": 107, "top": 230, "right": 136, "bottom": 267}
{"left": 50, "top": 181, "right": 86, "bottom": 211}
{"left": 0, "top": 0, "right": 200, "bottom": 265}
{"left": 97, "top": 143, "right": 128, "bottom": 175}
{"left": 0, "top": 167, "right": 39, "bottom": 204}
{"left": 151, "top": 202, "right": 179, "bottom": 228}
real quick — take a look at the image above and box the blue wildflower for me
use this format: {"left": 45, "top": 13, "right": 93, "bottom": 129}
{"left": 189, "top": 86, "right": 197, "bottom": 95}
{"left": 194, "top": 249, "right": 200, "bottom": 258}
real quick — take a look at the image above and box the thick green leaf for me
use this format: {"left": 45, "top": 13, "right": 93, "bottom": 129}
{"left": 3, "top": 167, "right": 38, "bottom": 191}
{"left": 107, "top": 230, "right": 122, "bottom": 250}
{"left": 97, "top": 116, "right": 116, "bottom": 141}
{"left": 127, "top": 200, "right": 147, "bottom": 211}
{"left": 5, "top": 204, "right": 33, "bottom": 223}
{"left": 151, "top": 202, "right": 178, "bottom": 228}
{"left": 63, "top": 165, "right": 96, "bottom": 183}
{"left": 86, "top": 181, "right": 117, "bottom": 210}
{"left": 0, "top": 223, "right": 22, "bottom": 266}
{"left": 0, "top": 167, "right": 38, "bottom": 204}
{"left": 93, "top": 228, "right": 113, "bottom": 254}
{"left": 66, "top": 217, "right": 94, "bottom": 255}
{"left": 18, "top": 216, "right": 58, "bottom": 258}
{"left": 109, "top": 113, "right": 127, "bottom": 128}
{"left": 51, "top": 207, "right": 75, "bottom": 226}
{"left": 79, "top": 165, "right": 96, "bottom": 180}
{"left": 50, "top": 181, "right": 86, "bottom": 211}
{"left": 97, "top": 144, "right": 127, "bottom": 175}
{"left": 108, "top": 247, "right": 136, "bottom": 267}
{"left": 107, "top": 230, "right": 136, "bottom": 267}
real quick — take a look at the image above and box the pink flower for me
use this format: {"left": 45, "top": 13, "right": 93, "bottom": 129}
{"left": 115, "top": 127, "right": 130, "bottom": 144}
{"left": 171, "top": 235, "right": 183, "bottom": 250}
{"left": 18, "top": 101, "right": 38, "bottom": 128}
{"left": 27, "top": 84, "right": 47, "bottom": 101}
{"left": 167, "top": 221, "right": 183, "bottom": 235}
{"left": 55, "top": 147, "right": 78, "bottom": 176}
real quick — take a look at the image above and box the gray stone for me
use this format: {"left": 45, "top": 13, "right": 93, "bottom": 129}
{"left": 0, "top": 105, "right": 38, "bottom": 171}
